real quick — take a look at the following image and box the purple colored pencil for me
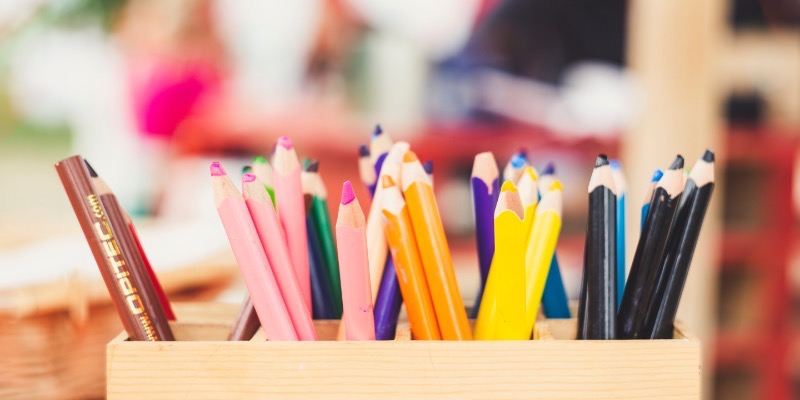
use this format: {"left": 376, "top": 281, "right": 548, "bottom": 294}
{"left": 470, "top": 152, "right": 501, "bottom": 318}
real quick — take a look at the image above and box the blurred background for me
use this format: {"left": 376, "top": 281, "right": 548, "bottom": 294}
{"left": 0, "top": 0, "right": 798, "bottom": 398}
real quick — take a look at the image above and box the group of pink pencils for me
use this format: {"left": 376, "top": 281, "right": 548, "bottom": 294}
{"left": 211, "top": 136, "right": 374, "bottom": 340}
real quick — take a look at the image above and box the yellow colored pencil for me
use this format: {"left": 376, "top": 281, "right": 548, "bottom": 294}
{"left": 516, "top": 167, "right": 539, "bottom": 236}
{"left": 474, "top": 181, "right": 527, "bottom": 340}
{"left": 524, "top": 180, "right": 563, "bottom": 338}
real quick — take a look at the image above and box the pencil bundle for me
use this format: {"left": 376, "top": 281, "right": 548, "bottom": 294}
{"left": 577, "top": 151, "right": 714, "bottom": 341}
{"left": 55, "top": 155, "right": 174, "bottom": 341}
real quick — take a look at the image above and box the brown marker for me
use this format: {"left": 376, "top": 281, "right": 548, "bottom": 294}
{"left": 55, "top": 155, "right": 173, "bottom": 341}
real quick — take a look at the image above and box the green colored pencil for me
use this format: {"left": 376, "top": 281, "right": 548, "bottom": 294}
{"left": 305, "top": 160, "right": 343, "bottom": 317}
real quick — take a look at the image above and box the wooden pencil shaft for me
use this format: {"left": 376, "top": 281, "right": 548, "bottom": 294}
{"left": 307, "top": 216, "right": 337, "bottom": 320}
{"left": 643, "top": 181, "right": 714, "bottom": 339}
{"left": 310, "top": 197, "right": 343, "bottom": 318}
{"left": 585, "top": 186, "right": 616, "bottom": 339}
{"left": 617, "top": 187, "right": 682, "bottom": 339}
{"left": 127, "top": 220, "right": 175, "bottom": 321}
{"left": 228, "top": 296, "right": 260, "bottom": 341}
{"left": 99, "top": 192, "right": 174, "bottom": 341}
{"left": 576, "top": 229, "right": 590, "bottom": 340}
{"left": 405, "top": 181, "right": 472, "bottom": 340}
{"left": 55, "top": 156, "right": 161, "bottom": 341}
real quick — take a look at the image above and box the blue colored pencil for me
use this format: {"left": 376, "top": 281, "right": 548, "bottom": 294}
{"left": 610, "top": 160, "right": 626, "bottom": 307}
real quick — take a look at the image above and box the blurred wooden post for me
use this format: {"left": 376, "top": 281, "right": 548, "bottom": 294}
{"left": 624, "top": 0, "right": 726, "bottom": 398}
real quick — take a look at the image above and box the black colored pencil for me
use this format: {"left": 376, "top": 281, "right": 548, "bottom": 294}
{"left": 641, "top": 150, "right": 715, "bottom": 339}
{"left": 581, "top": 155, "right": 617, "bottom": 339}
{"left": 617, "top": 155, "right": 684, "bottom": 339}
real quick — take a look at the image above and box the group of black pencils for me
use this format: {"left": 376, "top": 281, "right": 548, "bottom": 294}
{"left": 577, "top": 150, "right": 715, "bottom": 340}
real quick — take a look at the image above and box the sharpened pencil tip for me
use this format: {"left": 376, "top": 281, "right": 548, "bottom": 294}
{"left": 609, "top": 159, "right": 620, "bottom": 169}
{"left": 669, "top": 155, "right": 684, "bottom": 170}
{"left": 595, "top": 154, "right": 609, "bottom": 167}
{"left": 341, "top": 181, "right": 356, "bottom": 204}
{"left": 652, "top": 169, "right": 664, "bottom": 182}
{"left": 702, "top": 149, "right": 715, "bottom": 162}
{"left": 517, "top": 147, "right": 529, "bottom": 160}
{"left": 277, "top": 136, "right": 293, "bottom": 150}
{"left": 242, "top": 165, "right": 253, "bottom": 174}
{"left": 306, "top": 160, "right": 319, "bottom": 172}
{"left": 242, "top": 173, "right": 257, "bottom": 183}
{"left": 542, "top": 162, "right": 555, "bottom": 175}
{"left": 372, "top": 124, "right": 383, "bottom": 138}
{"left": 358, "top": 144, "right": 370, "bottom": 157}
{"left": 510, "top": 154, "right": 526, "bottom": 168}
{"left": 382, "top": 175, "right": 396, "bottom": 188}
{"left": 210, "top": 162, "right": 226, "bottom": 176}
{"left": 422, "top": 160, "right": 434, "bottom": 175}
{"left": 501, "top": 180, "right": 517, "bottom": 192}
{"left": 83, "top": 159, "right": 98, "bottom": 178}
{"left": 403, "top": 151, "right": 419, "bottom": 163}
{"left": 523, "top": 166, "right": 538, "bottom": 181}
{"left": 252, "top": 155, "right": 267, "bottom": 164}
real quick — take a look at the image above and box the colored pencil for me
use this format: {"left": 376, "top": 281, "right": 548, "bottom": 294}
{"left": 85, "top": 161, "right": 176, "bottom": 322}
{"left": 517, "top": 166, "right": 539, "bottom": 234}
{"left": 302, "top": 170, "right": 336, "bottom": 319}
{"left": 641, "top": 169, "right": 664, "bottom": 229}
{"left": 402, "top": 151, "right": 472, "bottom": 340}
{"left": 335, "top": 181, "right": 375, "bottom": 340}
{"left": 211, "top": 163, "right": 297, "bottom": 340}
{"left": 358, "top": 145, "right": 376, "bottom": 196}
{"left": 305, "top": 161, "right": 343, "bottom": 318}
{"left": 470, "top": 152, "right": 500, "bottom": 318}
{"left": 86, "top": 162, "right": 175, "bottom": 337}
{"left": 273, "top": 137, "right": 312, "bottom": 311}
{"left": 373, "top": 255, "right": 404, "bottom": 340}
{"left": 474, "top": 181, "right": 527, "bottom": 340}
{"left": 610, "top": 159, "right": 626, "bottom": 307}
{"left": 252, "top": 156, "right": 276, "bottom": 207}
{"left": 524, "top": 179, "right": 563, "bottom": 337}
{"left": 618, "top": 155, "right": 684, "bottom": 339}
{"left": 366, "top": 142, "right": 409, "bottom": 300}
{"left": 368, "top": 128, "right": 405, "bottom": 340}
{"left": 369, "top": 124, "right": 392, "bottom": 170}
{"left": 306, "top": 204, "right": 337, "bottom": 320}
{"left": 242, "top": 173, "right": 317, "bottom": 339}
{"left": 381, "top": 175, "right": 442, "bottom": 340}
{"left": 56, "top": 155, "right": 174, "bottom": 341}
{"left": 642, "top": 150, "right": 715, "bottom": 339}
{"left": 580, "top": 155, "right": 617, "bottom": 340}
{"left": 537, "top": 164, "right": 571, "bottom": 319}
{"left": 503, "top": 152, "right": 527, "bottom": 184}
{"left": 228, "top": 295, "right": 260, "bottom": 341}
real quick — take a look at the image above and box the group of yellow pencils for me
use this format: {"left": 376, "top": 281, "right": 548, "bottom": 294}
{"left": 471, "top": 153, "right": 564, "bottom": 340}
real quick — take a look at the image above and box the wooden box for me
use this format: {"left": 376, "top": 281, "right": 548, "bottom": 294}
{"left": 107, "top": 303, "right": 700, "bottom": 399}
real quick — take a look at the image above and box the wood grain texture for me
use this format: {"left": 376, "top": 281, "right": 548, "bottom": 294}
{"left": 107, "top": 303, "right": 700, "bottom": 399}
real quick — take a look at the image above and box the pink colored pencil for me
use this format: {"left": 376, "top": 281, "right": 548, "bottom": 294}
{"left": 335, "top": 181, "right": 375, "bottom": 340}
{"left": 242, "top": 173, "right": 318, "bottom": 340}
{"left": 273, "top": 137, "right": 312, "bottom": 311}
{"left": 211, "top": 162, "right": 297, "bottom": 341}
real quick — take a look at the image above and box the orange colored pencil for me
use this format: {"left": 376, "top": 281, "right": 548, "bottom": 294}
{"left": 381, "top": 175, "right": 441, "bottom": 340}
{"left": 401, "top": 151, "right": 471, "bottom": 340}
